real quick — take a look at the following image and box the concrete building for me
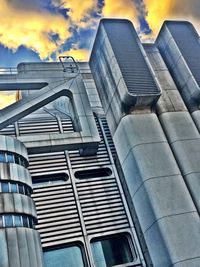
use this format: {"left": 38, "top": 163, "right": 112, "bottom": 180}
{"left": 0, "top": 18, "right": 199, "bottom": 267}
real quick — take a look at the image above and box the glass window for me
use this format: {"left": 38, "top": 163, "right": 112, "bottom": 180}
{"left": 4, "top": 215, "right": 13, "bottom": 227}
{"left": 18, "top": 184, "right": 24, "bottom": 195}
{"left": 14, "top": 154, "right": 20, "bottom": 165}
{"left": 0, "top": 152, "right": 6, "bottom": 162}
{"left": 22, "top": 216, "right": 28, "bottom": 228}
{"left": 7, "top": 153, "right": 14, "bottom": 163}
{"left": 10, "top": 183, "right": 18, "bottom": 193}
{"left": 91, "top": 234, "right": 134, "bottom": 267}
{"left": 1, "top": 182, "right": 9, "bottom": 192}
{"left": 43, "top": 245, "right": 85, "bottom": 267}
{"left": 14, "top": 215, "right": 22, "bottom": 227}
{"left": 0, "top": 216, "right": 3, "bottom": 227}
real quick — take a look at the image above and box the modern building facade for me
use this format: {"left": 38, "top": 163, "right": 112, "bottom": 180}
{"left": 0, "top": 18, "right": 199, "bottom": 267}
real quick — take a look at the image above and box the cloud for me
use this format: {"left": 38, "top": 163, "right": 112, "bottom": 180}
{"left": 145, "top": 0, "right": 200, "bottom": 36}
{"left": 102, "top": 0, "right": 137, "bottom": 23}
{"left": 61, "top": 48, "right": 90, "bottom": 61}
{"left": 51, "top": 0, "right": 99, "bottom": 27}
{"left": 0, "top": 0, "right": 71, "bottom": 59}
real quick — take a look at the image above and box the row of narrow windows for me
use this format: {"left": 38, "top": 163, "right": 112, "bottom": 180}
{"left": 0, "top": 181, "right": 32, "bottom": 196}
{"left": 0, "top": 151, "right": 28, "bottom": 167}
{"left": 43, "top": 234, "right": 136, "bottom": 267}
{"left": 32, "top": 168, "right": 113, "bottom": 188}
{"left": 0, "top": 214, "right": 35, "bottom": 229}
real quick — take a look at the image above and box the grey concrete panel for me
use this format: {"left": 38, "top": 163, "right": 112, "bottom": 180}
{"left": 159, "top": 112, "right": 199, "bottom": 142}
{"left": 0, "top": 194, "right": 37, "bottom": 218}
{"left": 0, "top": 229, "right": 9, "bottom": 267}
{"left": 172, "top": 258, "right": 200, "bottom": 267}
{"left": 144, "top": 212, "right": 200, "bottom": 267}
{"left": 26, "top": 228, "right": 41, "bottom": 267}
{"left": 133, "top": 174, "right": 196, "bottom": 231}
{"left": 191, "top": 110, "right": 200, "bottom": 132}
{"left": 0, "top": 163, "right": 32, "bottom": 187}
{"left": 0, "top": 135, "right": 28, "bottom": 160}
{"left": 16, "top": 228, "right": 31, "bottom": 267}
{"left": 114, "top": 114, "right": 167, "bottom": 162}
{"left": 6, "top": 228, "right": 21, "bottom": 267}
{"left": 171, "top": 139, "right": 200, "bottom": 175}
{"left": 184, "top": 172, "right": 200, "bottom": 212}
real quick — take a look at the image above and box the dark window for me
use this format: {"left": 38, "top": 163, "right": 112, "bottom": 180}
{"left": 43, "top": 245, "right": 85, "bottom": 267}
{"left": 18, "top": 184, "right": 24, "bottom": 194}
{"left": 32, "top": 173, "right": 68, "bottom": 187}
{"left": 75, "top": 168, "right": 112, "bottom": 179}
{"left": 0, "top": 216, "right": 3, "bottom": 227}
{"left": 22, "top": 216, "right": 29, "bottom": 228}
{"left": 14, "top": 154, "right": 20, "bottom": 165}
{"left": 91, "top": 234, "right": 134, "bottom": 267}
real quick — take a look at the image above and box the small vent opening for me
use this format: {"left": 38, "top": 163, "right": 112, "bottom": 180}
{"left": 74, "top": 168, "right": 112, "bottom": 179}
{"left": 32, "top": 173, "right": 68, "bottom": 187}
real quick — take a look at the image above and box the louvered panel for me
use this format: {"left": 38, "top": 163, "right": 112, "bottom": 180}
{"left": 76, "top": 177, "right": 129, "bottom": 235}
{"left": 61, "top": 118, "right": 74, "bottom": 133}
{"left": 100, "top": 117, "right": 116, "bottom": 159}
{"left": 0, "top": 124, "right": 16, "bottom": 137}
{"left": 28, "top": 151, "right": 68, "bottom": 175}
{"left": 18, "top": 119, "right": 60, "bottom": 135}
{"left": 32, "top": 182, "right": 82, "bottom": 247}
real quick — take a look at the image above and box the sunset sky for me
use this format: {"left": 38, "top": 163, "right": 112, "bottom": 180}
{"left": 0, "top": 0, "right": 200, "bottom": 108}
{"left": 0, "top": 0, "right": 200, "bottom": 68}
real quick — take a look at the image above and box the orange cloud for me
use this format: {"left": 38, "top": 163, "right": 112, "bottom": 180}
{"left": 52, "top": 0, "right": 98, "bottom": 26}
{"left": 61, "top": 48, "right": 90, "bottom": 62}
{"left": 0, "top": 0, "right": 71, "bottom": 59}
{"left": 145, "top": 0, "right": 200, "bottom": 37}
{"left": 102, "top": 0, "right": 137, "bottom": 24}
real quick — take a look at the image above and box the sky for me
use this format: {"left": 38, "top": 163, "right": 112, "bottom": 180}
{"left": 0, "top": 0, "right": 200, "bottom": 107}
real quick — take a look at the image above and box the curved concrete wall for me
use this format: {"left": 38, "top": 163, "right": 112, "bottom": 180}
{"left": 0, "top": 135, "right": 43, "bottom": 267}
{"left": 0, "top": 163, "right": 32, "bottom": 187}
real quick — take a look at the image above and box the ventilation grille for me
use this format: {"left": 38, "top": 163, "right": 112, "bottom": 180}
{"left": 28, "top": 152, "right": 68, "bottom": 176}
{"left": 32, "top": 182, "right": 82, "bottom": 247}
{"left": 0, "top": 108, "right": 74, "bottom": 136}
{"left": 100, "top": 117, "right": 116, "bottom": 159}
{"left": 76, "top": 176, "right": 129, "bottom": 234}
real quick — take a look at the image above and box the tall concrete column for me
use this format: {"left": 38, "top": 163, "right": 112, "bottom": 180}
{"left": 144, "top": 43, "right": 200, "bottom": 213}
{"left": 0, "top": 135, "right": 43, "bottom": 267}
{"left": 90, "top": 18, "right": 200, "bottom": 267}
{"left": 156, "top": 21, "right": 200, "bottom": 133}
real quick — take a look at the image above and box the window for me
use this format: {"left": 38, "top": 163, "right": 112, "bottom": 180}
{"left": 91, "top": 234, "right": 135, "bottom": 267}
{"left": 75, "top": 168, "right": 112, "bottom": 179}
{"left": 0, "top": 181, "right": 32, "bottom": 196}
{"left": 0, "top": 151, "right": 28, "bottom": 167}
{"left": 43, "top": 245, "right": 85, "bottom": 267}
{"left": 0, "top": 214, "right": 35, "bottom": 229}
{"left": 32, "top": 173, "right": 68, "bottom": 188}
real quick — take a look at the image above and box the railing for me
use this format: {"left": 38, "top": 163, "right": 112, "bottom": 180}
{"left": 0, "top": 68, "right": 18, "bottom": 74}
